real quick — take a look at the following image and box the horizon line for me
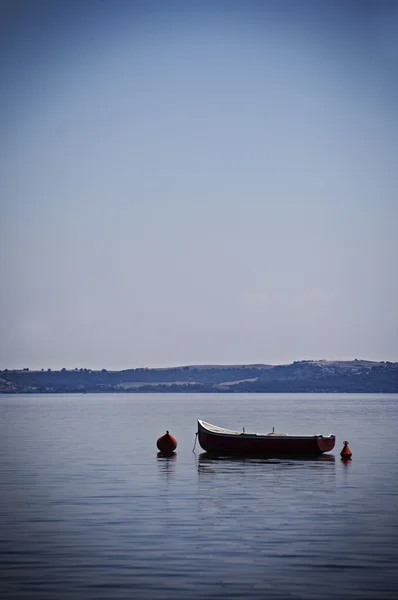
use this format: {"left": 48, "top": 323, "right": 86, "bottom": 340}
{"left": 2, "top": 358, "right": 396, "bottom": 372}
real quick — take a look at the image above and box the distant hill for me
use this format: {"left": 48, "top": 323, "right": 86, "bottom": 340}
{"left": 1, "top": 360, "right": 397, "bottom": 393}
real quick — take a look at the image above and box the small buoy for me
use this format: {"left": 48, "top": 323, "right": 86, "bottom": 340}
{"left": 157, "top": 430, "right": 177, "bottom": 456}
{"left": 340, "top": 440, "right": 352, "bottom": 460}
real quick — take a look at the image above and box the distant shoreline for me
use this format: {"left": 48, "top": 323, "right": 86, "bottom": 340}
{"left": 1, "top": 360, "right": 397, "bottom": 394}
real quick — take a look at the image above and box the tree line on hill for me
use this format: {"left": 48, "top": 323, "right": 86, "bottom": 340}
{"left": 0, "top": 360, "right": 397, "bottom": 393}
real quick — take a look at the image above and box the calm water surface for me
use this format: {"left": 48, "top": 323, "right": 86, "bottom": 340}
{"left": 1, "top": 393, "right": 397, "bottom": 599}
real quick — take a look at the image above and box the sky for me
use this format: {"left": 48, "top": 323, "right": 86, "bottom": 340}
{"left": 1, "top": 0, "right": 397, "bottom": 370}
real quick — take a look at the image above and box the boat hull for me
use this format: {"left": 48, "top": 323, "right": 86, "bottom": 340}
{"left": 197, "top": 421, "right": 335, "bottom": 456}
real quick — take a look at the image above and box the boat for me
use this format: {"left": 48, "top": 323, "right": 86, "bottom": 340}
{"left": 197, "top": 420, "right": 335, "bottom": 456}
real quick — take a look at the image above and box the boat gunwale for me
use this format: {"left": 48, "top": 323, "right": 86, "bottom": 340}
{"left": 197, "top": 419, "right": 335, "bottom": 441}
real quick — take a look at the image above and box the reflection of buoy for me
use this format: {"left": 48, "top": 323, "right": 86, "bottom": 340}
{"left": 157, "top": 430, "right": 177, "bottom": 456}
{"left": 340, "top": 440, "right": 352, "bottom": 460}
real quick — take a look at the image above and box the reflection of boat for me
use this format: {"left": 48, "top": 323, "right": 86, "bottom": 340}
{"left": 197, "top": 420, "right": 335, "bottom": 456}
{"left": 198, "top": 452, "right": 335, "bottom": 463}
{"left": 197, "top": 452, "right": 335, "bottom": 476}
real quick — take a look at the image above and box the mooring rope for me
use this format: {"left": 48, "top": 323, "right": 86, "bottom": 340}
{"left": 192, "top": 432, "right": 198, "bottom": 452}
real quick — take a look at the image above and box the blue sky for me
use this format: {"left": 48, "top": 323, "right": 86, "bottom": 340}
{"left": 1, "top": 0, "right": 397, "bottom": 369}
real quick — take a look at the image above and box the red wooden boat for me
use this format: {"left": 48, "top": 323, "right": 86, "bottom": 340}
{"left": 197, "top": 420, "right": 335, "bottom": 456}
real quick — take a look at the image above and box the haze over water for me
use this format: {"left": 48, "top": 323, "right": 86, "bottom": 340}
{"left": 1, "top": 393, "right": 398, "bottom": 599}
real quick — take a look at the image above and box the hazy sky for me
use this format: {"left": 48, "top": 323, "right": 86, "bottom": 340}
{"left": 1, "top": 0, "right": 397, "bottom": 370}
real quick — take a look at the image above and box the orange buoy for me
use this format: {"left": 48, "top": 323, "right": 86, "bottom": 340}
{"left": 156, "top": 430, "right": 177, "bottom": 456}
{"left": 340, "top": 440, "right": 352, "bottom": 460}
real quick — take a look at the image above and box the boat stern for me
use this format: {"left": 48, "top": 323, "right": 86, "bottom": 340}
{"left": 316, "top": 435, "right": 336, "bottom": 453}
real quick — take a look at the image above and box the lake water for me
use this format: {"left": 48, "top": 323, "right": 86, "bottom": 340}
{"left": 0, "top": 393, "right": 397, "bottom": 599}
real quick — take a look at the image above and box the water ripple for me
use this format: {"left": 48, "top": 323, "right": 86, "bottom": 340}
{"left": 1, "top": 393, "right": 398, "bottom": 599}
